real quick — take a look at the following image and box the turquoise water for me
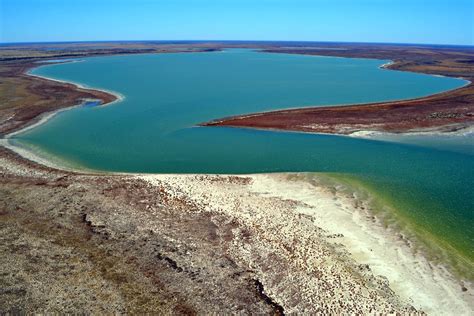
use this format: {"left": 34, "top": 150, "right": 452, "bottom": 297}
{"left": 12, "top": 49, "right": 473, "bottom": 273}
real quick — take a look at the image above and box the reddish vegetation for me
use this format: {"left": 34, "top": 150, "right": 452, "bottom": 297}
{"left": 1, "top": 42, "right": 473, "bottom": 136}
{"left": 202, "top": 44, "right": 474, "bottom": 134}
{"left": 202, "top": 84, "right": 474, "bottom": 134}
{"left": 0, "top": 43, "right": 220, "bottom": 136}
{"left": 0, "top": 61, "right": 117, "bottom": 136}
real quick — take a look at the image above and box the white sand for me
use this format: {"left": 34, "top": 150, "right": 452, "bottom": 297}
{"left": 251, "top": 174, "right": 473, "bottom": 314}
{"left": 2, "top": 67, "right": 126, "bottom": 170}
{"left": 140, "top": 173, "right": 473, "bottom": 315}
{"left": 2, "top": 133, "right": 473, "bottom": 313}
{"left": 379, "top": 61, "right": 394, "bottom": 69}
{"left": 27, "top": 72, "right": 125, "bottom": 105}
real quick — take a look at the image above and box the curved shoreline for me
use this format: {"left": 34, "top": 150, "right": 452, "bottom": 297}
{"left": 5, "top": 51, "right": 474, "bottom": 260}
{"left": 4, "top": 52, "right": 473, "bottom": 204}
{"left": 27, "top": 66, "right": 126, "bottom": 106}
{"left": 1, "top": 44, "right": 473, "bottom": 313}
{"left": 8, "top": 53, "right": 471, "bottom": 169}
{"left": 4, "top": 53, "right": 473, "bottom": 278}
{"left": 1, "top": 143, "right": 473, "bottom": 313}
{"left": 202, "top": 48, "right": 474, "bottom": 135}
{"left": 203, "top": 70, "right": 471, "bottom": 120}
{"left": 2, "top": 59, "right": 125, "bottom": 168}
{"left": 7, "top": 49, "right": 473, "bottom": 142}
{"left": 201, "top": 78, "right": 473, "bottom": 135}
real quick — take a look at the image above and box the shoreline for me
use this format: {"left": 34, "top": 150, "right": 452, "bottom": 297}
{"left": 203, "top": 46, "right": 474, "bottom": 134}
{"left": 9, "top": 54, "right": 471, "bottom": 172}
{"left": 4, "top": 114, "right": 474, "bottom": 284}
{"left": 201, "top": 78, "right": 473, "bottom": 134}
{"left": 139, "top": 173, "right": 474, "bottom": 314}
{"left": 2, "top": 141, "right": 472, "bottom": 313}
{"left": 0, "top": 142, "right": 473, "bottom": 315}
{"left": 7, "top": 48, "right": 473, "bottom": 142}
{"left": 348, "top": 124, "right": 474, "bottom": 139}
{"left": 26, "top": 71, "right": 125, "bottom": 107}
{"left": 200, "top": 121, "right": 474, "bottom": 145}
{"left": 2, "top": 59, "right": 126, "bottom": 169}
{"left": 1, "top": 43, "right": 473, "bottom": 312}
{"left": 4, "top": 49, "right": 474, "bottom": 266}
{"left": 0, "top": 59, "right": 120, "bottom": 136}
{"left": 3, "top": 49, "right": 222, "bottom": 139}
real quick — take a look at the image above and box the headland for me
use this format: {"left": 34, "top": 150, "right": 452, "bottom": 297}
{"left": 202, "top": 43, "right": 474, "bottom": 135}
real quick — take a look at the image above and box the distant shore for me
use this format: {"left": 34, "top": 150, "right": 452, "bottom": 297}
{"left": 3, "top": 42, "right": 473, "bottom": 138}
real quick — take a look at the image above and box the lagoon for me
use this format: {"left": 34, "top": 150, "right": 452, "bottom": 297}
{"left": 12, "top": 49, "right": 473, "bottom": 275}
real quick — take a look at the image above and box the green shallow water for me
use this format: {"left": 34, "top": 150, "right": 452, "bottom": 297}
{"left": 12, "top": 49, "right": 473, "bottom": 276}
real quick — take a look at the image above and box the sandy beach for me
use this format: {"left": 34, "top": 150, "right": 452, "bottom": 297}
{"left": 1, "top": 141, "right": 473, "bottom": 313}
{"left": 139, "top": 173, "right": 473, "bottom": 314}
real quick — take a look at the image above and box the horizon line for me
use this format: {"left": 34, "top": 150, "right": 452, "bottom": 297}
{"left": 1, "top": 39, "right": 473, "bottom": 48}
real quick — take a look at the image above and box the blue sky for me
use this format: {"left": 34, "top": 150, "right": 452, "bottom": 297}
{"left": 1, "top": 0, "right": 473, "bottom": 45}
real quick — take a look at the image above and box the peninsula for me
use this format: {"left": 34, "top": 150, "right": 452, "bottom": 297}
{"left": 202, "top": 43, "right": 474, "bottom": 134}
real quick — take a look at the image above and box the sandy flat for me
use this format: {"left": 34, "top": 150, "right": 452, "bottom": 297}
{"left": 140, "top": 173, "right": 474, "bottom": 315}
